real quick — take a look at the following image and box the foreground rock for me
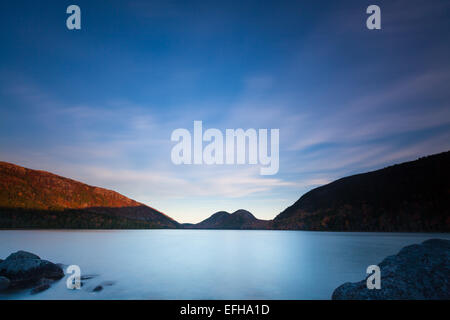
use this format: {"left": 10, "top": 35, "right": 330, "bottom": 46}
{"left": 30, "top": 278, "right": 54, "bottom": 294}
{"left": 332, "top": 239, "right": 450, "bottom": 300}
{"left": 0, "top": 250, "right": 64, "bottom": 292}
{"left": 0, "top": 276, "right": 10, "bottom": 291}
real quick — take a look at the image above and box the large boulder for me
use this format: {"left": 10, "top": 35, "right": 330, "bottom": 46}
{"left": 0, "top": 250, "right": 64, "bottom": 288}
{"left": 5, "top": 251, "right": 40, "bottom": 260}
{"left": 332, "top": 239, "right": 450, "bottom": 300}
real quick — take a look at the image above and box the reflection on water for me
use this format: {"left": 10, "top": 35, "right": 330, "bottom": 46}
{"left": 0, "top": 230, "right": 448, "bottom": 300}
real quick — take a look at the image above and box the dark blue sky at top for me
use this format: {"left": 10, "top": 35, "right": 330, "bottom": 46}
{"left": 1, "top": 0, "right": 450, "bottom": 222}
{"left": 1, "top": 0, "right": 446, "bottom": 107}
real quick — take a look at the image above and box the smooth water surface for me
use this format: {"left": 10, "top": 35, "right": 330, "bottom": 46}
{"left": 0, "top": 230, "right": 448, "bottom": 300}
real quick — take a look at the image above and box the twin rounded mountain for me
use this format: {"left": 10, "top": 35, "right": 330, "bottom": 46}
{"left": 0, "top": 161, "right": 270, "bottom": 229}
{"left": 183, "top": 209, "right": 271, "bottom": 230}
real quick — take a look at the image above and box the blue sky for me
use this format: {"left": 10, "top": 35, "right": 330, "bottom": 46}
{"left": 1, "top": 0, "right": 450, "bottom": 223}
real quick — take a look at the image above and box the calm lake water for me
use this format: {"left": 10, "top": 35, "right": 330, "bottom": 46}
{"left": 0, "top": 230, "right": 449, "bottom": 300}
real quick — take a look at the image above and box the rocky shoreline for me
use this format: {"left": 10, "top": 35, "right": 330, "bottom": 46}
{"left": 0, "top": 251, "right": 64, "bottom": 294}
{"left": 332, "top": 239, "right": 450, "bottom": 300}
{"left": 0, "top": 251, "right": 116, "bottom": 295}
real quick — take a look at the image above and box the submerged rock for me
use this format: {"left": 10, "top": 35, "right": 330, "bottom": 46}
{"left": 92, "top": 285, "right": 103, "bottom": 292}
{"left": 90, "top": 281, "right": 115, "bottom": 292}
{"left": 332, "top": 239, "right": 450, "bottom": 300}
{"left": 0, "top": 250, "right": 64, "bottom": 289}
{"left": 100, "top": 280, "right": 115, "bottom": 287}
{"left": 30, "top": 279, "right": 53, "bottom": 294}
{"left": 0, "top": 276, "right": 10, "bottom": 291}
{"left": 80, "top": 274, "right": 99, "bottom": 280}
{"left": 79, "top": 274, "right": 99, "bottom": 288}
{"left": 30, "top": 283, "right": 50, "bottom": 294}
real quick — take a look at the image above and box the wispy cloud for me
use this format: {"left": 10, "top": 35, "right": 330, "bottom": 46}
{"left": 1, "top": 0, "right": 450, "bottom": 223}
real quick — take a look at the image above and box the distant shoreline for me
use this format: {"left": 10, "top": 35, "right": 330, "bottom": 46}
{"left": 2, "top": 150, "right": 449, "bottom": 232}
{"left": 1, "top": 228, "right": 449, "bottom": 234}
